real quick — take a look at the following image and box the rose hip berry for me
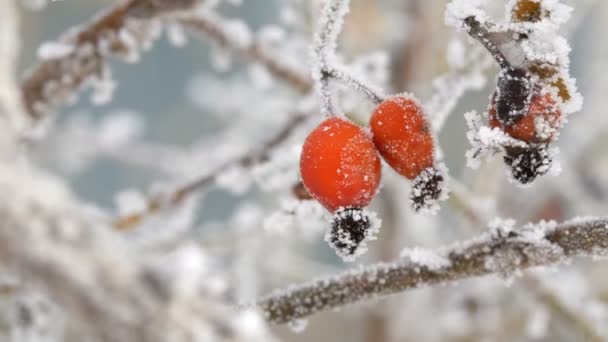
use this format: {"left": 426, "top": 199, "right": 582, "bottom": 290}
{"left": 300, "top": 116, "right": 382, "bottom": 260}
{"left": 370, "top": 95, "right": 444, "bottom": 211}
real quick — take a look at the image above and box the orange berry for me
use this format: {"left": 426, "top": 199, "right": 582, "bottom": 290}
{"left": 489, "top": 92, "right": 562, "bottom": 144}
{"left": 300, "top": 117, "right": 381, "bottom": 213}
{"left": 370, "top": 96, "right": 445, "bottom": 211}
{"left": 370, "top": 96, "right": 434, "bottom": 180}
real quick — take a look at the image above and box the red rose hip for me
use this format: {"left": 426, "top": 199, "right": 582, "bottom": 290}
{"left": 300, "top": 116, "right": 382, "bottom": 260}
{"left": 300, "top": 117, "right": 381, "bottom": 212}
{"left": 370, "top": 95, "right": 434, "bottom": 180}
{"left": 370, "top": 95, "right": 444, "bottom": 211}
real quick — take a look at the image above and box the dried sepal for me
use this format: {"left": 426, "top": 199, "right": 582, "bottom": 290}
{"left": 326, "top": 207, "right": 381, "bottom": 262}
{"left": 503, "top": 145, "right": 552, "bottom": 184}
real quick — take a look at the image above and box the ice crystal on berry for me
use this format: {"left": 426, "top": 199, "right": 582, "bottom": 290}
{"left": 326, "top": 207, "right": 381, "bottom": 262}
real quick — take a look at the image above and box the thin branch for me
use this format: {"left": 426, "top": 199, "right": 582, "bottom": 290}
{"left": 258, "top": 218, "right": 608, "bottom": 324}
{"left": 178, "top": 13, "right": 313, "bottom": 94}
{"left": 113, "top": 113, "right": 308, "bottom": 230}
{"left": 326, "top": 67, "right": 384, "bottom": 105}
{"left": 311, "top": 0, "right": 384, "bottom": 115}
{"left": 21, "top": 0, "right": 200, "bottom": 122}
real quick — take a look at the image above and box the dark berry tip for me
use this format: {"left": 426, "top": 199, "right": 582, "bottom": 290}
{"left": 503, "top": 145, "right": 552, "bottom": 184}
{"left": 329, "top": 207, "right": 371, "bottom": 257}
{"left": 411, "top": 167, "right": 445, "bottom": 212}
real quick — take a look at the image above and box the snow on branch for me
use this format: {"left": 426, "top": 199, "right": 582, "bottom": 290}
{"left": 21, "top": 0, "right": 200, "bottom": 123}
{"left": 312, "top": 0, "right": 384, "bottom": 115}
{"left": 178, "top": 12, "right": 312, "bottom": 94}
{"left": 0, "top": 165, "right": 274, "bottom": 341}
{"left": 113, "top": 113, "right": 308, "bottom": 230}
{"left": 258, "top": 217, "right": 608, "bottom": 324}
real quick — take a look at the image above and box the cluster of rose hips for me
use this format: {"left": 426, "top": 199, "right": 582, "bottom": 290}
{"left": 464, "top": 3, "right": 573, "bottom": 184}
{"left": 298, "top": 0, "right": 575, "bottom": 260}
{"left": 299, "top": 95, "right": 444, "bottom": 259}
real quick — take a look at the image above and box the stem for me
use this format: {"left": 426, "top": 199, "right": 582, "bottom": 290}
{"left": 326, "top": 68, "right": 384, "bottom": 105}
{"left": 463, "top": 16, "right": 511, "bottom": 70}
{"left": 312, "top": 0, "right": 350, "bottom": 116}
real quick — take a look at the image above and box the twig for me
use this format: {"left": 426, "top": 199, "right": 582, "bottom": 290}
{"left": 178, "top": 13, "right": 313, "bottom": 94}
{"left": 312, "top": 0, "right": 384, "bottom": 115}
{"left": 0, "top": 171, "right": 273, "bottom": 341}
{"left": 113, "top": 113, "right": 308, "bottom": 230}
{"left": 112, "top": 9, "right": 318, "bottom": 229}
{"left": 258, "top": 218, "right": 608, "bottom": 324}
{"left": 21, "top": 0, "right": 200, "bottom": 122}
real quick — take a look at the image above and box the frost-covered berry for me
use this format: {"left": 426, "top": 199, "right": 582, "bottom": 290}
{"left": 300, "top": 117, "right": 381, "bottom": 212}
{"left": 300, "top": 117, "right": 382, "bottom": 260}
{"left": 489, "top": 92, "right": 562, "bottom": 144}
{"left": 370, "top": 95, "right": 434, "bottom": 179}
{"left": 370, "top": 95, "right": 445, "bottom": 211}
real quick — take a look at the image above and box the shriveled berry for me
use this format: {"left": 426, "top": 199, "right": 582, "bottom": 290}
{"left": 300, "top": 117, "right": 381, "bottom": 213}
{"left": 370, "top": 95, "right": 434, "bottom": 180}
{"left": 489, "top": 92, "right": 561, "bottom": 144}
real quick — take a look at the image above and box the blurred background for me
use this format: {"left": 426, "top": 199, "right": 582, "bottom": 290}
{"left": 8, "top": 0, "right": 608, "bottom": 341}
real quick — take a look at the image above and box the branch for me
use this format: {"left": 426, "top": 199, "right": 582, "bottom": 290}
{"left": 113, "top": 113, "right": 308, "bottom": 230}
{"left": 258, "top": 218, "right": 608, "bottom": 324}
{"left": 21, "top": 0, "right": 200, "bottom": 122}
{"left": 0, "top": 166, "right": 273, "bottom": 341}
{"left": 178, "top": 13, "right": 313, "bottom": 94}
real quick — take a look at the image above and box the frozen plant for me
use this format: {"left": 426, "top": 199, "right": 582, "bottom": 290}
{"left": 2, "top": 0, "right": 608, "bottom": 341}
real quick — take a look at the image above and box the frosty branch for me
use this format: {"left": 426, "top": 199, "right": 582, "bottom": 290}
{"left": 114, "top": 112, "right": 308, "bottom": 230}
{"left": 178, "top": 13, "right": 312, "bottom": 93}
{"left": 259, "top": 218, "right": 608, "bottom": 324}
{"left": 21, "top": 0, "right": 200, "bottom": 122}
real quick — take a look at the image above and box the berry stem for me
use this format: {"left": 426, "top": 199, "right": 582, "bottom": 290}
{"left": 313, "top": 0, "right": 351, "bottom": 116}
{"left": 463, "top": 16, "right": 512, "bottom": 70}
{"left": 312, "top": 0, "right": 385, "bottom": 115}
{"left": 326, "top": 67, "right": 384, "bottom": 105}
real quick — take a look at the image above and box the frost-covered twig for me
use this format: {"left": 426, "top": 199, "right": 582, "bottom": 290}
{"left": 0, "top": 166, "right": 273, "bottom": 341}
{"left": 258, "top": 218, "right": 608, "bottom": 324}
{"left": 114, "top": 113, "right": 308, "bottom": 230}
{"left": 179, "top": 13, "right": 313, "bottom": 94}
{"left": 21, "top": 0, "right": 199, "bottom": 122}
{"left": 312, "top": 0, "right": 384, "bottom": 115}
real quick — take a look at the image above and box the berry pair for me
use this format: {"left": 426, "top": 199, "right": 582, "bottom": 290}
{"left": 299, "top": 95, "right": 443, "bottom": 259}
